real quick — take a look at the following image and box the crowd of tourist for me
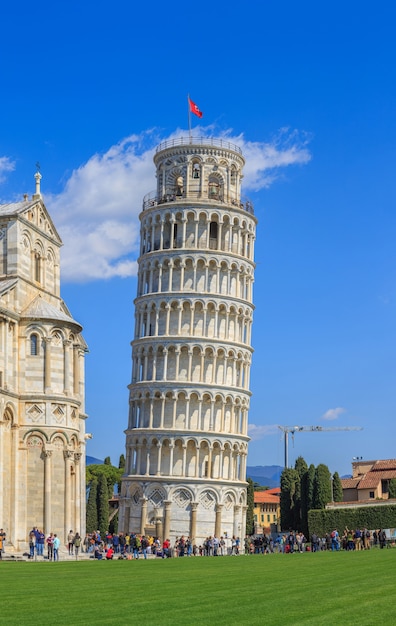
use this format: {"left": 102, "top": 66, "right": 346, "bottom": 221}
{"left": 21, "top": 526, "right": 392, "bottom": 561}
{"left": 27, "top": 527, "right": 81, "bottom": 560}
{"left": 277, "top": 527, "right": 389, "bottom": 553}
{"left": 81, "top": 531, "right": 243, "bottom": 559}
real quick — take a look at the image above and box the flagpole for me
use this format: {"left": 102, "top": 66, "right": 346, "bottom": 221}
{"left": 187, "top": 94, "right": 192, "bottom": 142}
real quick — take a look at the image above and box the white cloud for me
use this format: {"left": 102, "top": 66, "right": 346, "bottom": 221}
{"left": 248, "top": 423, "right": 280, "bottom": 441}
{"left": 0, "top": 156, "right": 15, "bottom": 184}
{"left": 321, "top": 407, "right": 346, "bottom": 421}
{"left": 45, "top": 127, "right": 311, "bottom": 283}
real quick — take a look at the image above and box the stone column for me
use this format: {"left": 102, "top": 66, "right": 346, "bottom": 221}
{"left": 63, "top": 340, "right": 71, "bottom": 394}
{"left": 140, "top": 497, "right": 147, "bottom": 535}
{"left": 241, "top": 505, "right": 248, "bottom": 540}
{"left": 163, "top": 500, "right": 172, "bottom": 541}
{"left": 190, "top": 502, "right": 198, "bottom": 542}
{"left": 156, "top": 443, "right": 162, "bottom": 476}
{"left": 64, "top": 450, "right": 74, "bottom": 543}
{"left": 74, "top": 453, "right": 82, "bottom": 533}
{"left": 73, "top": 344, "right": 80, "bottom": 396}
{"left": 215, "top": 504, "right": 223, "bottom": 538}
{"left": 44, "top": 450, "right": 52, "bottom": 535}
{"left": 233, "top": 505, "right": 241, "bottom": 538}
{"left": 0, "top": 420, "right": 3, "bottom": 527}
{"left": 10, "top": 424, "right": 19, "bottom": 547}
{"left": 44, "top": 337, "right": 52, "bottom": 393}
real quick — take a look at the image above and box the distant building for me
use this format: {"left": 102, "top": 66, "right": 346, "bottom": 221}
{"left": 0, "top": 172, "right": 88, "bottom": 549}
{"left": 340, "top": 459, "right": 396, "bottom": 502}
{"left": 253, "top": 488, "right": 280, "bottom": 533}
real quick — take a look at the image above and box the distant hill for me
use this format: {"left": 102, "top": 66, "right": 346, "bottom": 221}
{"left": 87, "top": 455, "right": 103, "bottom": 465}
{"left": 86, "top": 457, "right": 282, "bottom": 486}
{"left": 246, "top": 465, "right": 283, "bottom": 488}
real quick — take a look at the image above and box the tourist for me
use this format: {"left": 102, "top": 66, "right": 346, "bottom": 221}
{"left": 379, "top": 529, "right": 387, "bottom": 549}
{"left": 67, "top": 530, "right": 75, "bottom": 555}
{"left": 46, "top": 533, "right": 54, "bottom": 560}
{"left": 331, "top": 529, "right": 340, "bottom": 551}
{"left": 37, "top": 529, "right": 45, "bottom": 557}
{"left": 53, "top": 534, "right": 60, "bottom": 561}
{"left": 162, "top": 537, "right": 171, "bottom": 558}
{"left": 29, "top": 530, "right": 35, "bottom": 559}
{"left": 106, "top": 547, "right": 114, "bottom": 560}
{"left": 74, "top": 533, "right": 81, "bottom": 557}
{"left": 0, "top": 529, "right": 6, "bottom": 555}
{"left": 141, "top": 535, "right": 149, "bottom": 559}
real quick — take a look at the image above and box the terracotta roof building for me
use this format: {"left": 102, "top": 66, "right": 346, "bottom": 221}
{"left": 253, "top": 490, "right": 280, "bottom": 533}
{"left": 341, "top": 459, "right": 396, "bottom": 502}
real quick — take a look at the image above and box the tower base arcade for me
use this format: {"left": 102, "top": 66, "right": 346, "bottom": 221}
{"left": 119, "top": 478, "right": 247, "bottom": 547}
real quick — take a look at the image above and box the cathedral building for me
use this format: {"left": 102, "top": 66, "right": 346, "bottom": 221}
{"left": 120, "top": 137, "right": 256, "bottom": 544}
{"left": 0, "top": 172, "right": 88, "bottom": 550}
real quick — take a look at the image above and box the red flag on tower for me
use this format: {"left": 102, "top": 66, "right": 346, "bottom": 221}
{"left": 188, "top": 97, "right": 203, "bottom": 118}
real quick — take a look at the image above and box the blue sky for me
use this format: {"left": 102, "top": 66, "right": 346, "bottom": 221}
{"left": 1, "top": 1, "right": 396, "bottom": 475}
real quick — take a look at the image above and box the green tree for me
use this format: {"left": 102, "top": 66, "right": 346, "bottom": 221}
{"left": 306, "top": 464, "right": 316, "bottom": 511}
{"left": 389, "top": 478, "right": 396, "bottom": 499}
{"left": 293, "top": 457, "right": 308, "bottom": 531}
{"left": 104, "top": 456, "right": 111, "bottom": 466}
{"left": 301, "top": 463, "right": 315, "bottom": 537}
{"left": 86, "top": 463, "right": 122, "bottom": 497}
{"left": 312, "top": 464, "right": 332, "bottom": 510}
{"left": 246, "top": 478, "right": 255, "bottom": 536}
{"left": 86, "top": 477, "right": 98, "bottom": 533}
{"left": 118, "top": 454, "right": 126, "bottom": 494}
{"left": 280, "top": 468, "right": 299, "bottom": 530}
{"left": 332, "top": 471, "right": 343, "bottom": 502}
{"left": 97, "top": 472, "right": 109, "bottom": 538}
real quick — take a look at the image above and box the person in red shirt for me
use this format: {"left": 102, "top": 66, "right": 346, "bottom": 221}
{"left": 106, "top": 547, "right": 114, "bottom": 560}
{"left": 162, "top": 538, "right": 171, "bottom": 559}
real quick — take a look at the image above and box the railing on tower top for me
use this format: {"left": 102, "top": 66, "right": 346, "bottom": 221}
{"left": 155, "top": 137, "right": 243, "bottom": 155}
{"left": 142, "top": 190, "right": 254, "bottom": 214}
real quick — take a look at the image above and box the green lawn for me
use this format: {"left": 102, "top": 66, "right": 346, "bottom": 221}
{"left": 2, "top": 550, "right": 396, "bottom": 625}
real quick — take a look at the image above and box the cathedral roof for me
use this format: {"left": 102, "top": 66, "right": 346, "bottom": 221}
{"left": 21, "top": 294, "right": 82, "bottom": 331}
{"left": 0, "top": 200, "right": 39, "bottom": 216}
{"left": 0, "top": 278, "right": 18, "bottom": 295}
{"left": 0, "top": 199, "right": 61, "bottom": 244}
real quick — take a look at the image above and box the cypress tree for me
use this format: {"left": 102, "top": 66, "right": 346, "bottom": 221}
{"left": 118, "top": 454, "right": 126, "bottom": 494}
{"left": 306, "top": 464, "right": 316, "bottom": 511}
{"left": 389, "top": 478, "right": 396, "bottom": 499}
{"left": 104, "top": 456, "right": 111, "bottom": 466}
{"left": 246, "top": 478, "right": 255, "bottom": 536}
{"left": 280, "top": 468, "right": 299, "bottom": 530}
{"left": 97, "top": 472, "right": 109, "bottom": 539}
{"left": 301, "top": 463, "right": 316, "bottom": 537}
{"left": 312, "top": 464, "right": 332, "bottom": 510}
{"left": 86, "top": 477, "right": 98, "bottom": 533}
{"left": 294, "top": 457, "right": 308, "bottom": 531}
{"left": 332, "top": 471, "right": 343, "bottom": 502}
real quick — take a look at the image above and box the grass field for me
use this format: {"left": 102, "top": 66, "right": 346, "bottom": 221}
{"left": 1, "top": 550, "right": 395, "bottom": 625}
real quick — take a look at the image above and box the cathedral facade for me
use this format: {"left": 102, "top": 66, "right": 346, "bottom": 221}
{"left": 0, "top": 173, "right": 87, "bottom": 550}
{"left": 120, "top": 137, "right": 256, "bottom": 545}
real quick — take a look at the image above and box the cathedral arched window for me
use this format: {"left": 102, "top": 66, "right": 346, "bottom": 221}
{"left": 175, "top": 176, "right": 184, "bottom": 197}
{"left": 34, "top": 252, "right": 41, "bottom": 283}
{"left": 209, "top": 221, "right": 218, "bottom": 249}
{"left": 230, "top": 167, "right": 237, "bottom": 185}
{"left": 30, "top": 334, "right": 39, "bottom": 356}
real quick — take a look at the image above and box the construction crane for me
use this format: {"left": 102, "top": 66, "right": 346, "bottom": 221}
{"left": 278, "top": 425, "right": 363, "bottom": 469}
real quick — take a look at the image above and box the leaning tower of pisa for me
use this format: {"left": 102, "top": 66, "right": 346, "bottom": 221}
{"left": 119, "top": 137, "right": 257, "bottom": 546}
